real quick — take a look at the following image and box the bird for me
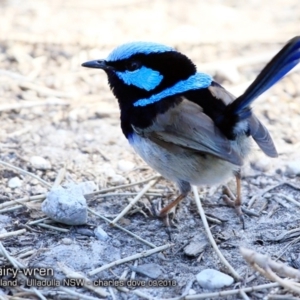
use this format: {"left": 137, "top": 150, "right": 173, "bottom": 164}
{"left": 82, "top": 37, "right": 300, "bottom": 226}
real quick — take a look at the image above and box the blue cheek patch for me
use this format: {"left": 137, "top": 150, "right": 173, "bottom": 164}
{"left": 116, "top": 66, "right": 163, "bottom": 91}
{"left": 133, "top": 72, "right": 212, "bottom": 107}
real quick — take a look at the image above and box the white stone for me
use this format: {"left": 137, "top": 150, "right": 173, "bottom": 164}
{"left": 117, "top": 160, "right": 135, "bottom": 172}
{"left": 110, "top": 174, "right": 126, "bottom": 185}
{"left": 42, "top": 185, "right": 87, "bottom": 225}
{"left": 94, "top": 226, "right": 109, "bottom": 241}
{"left": 30, "top": 156, "right": 51, "bottom": 170}
{"left": 8, "top": 177, "right": 22, "bottom": 188}
{"left": 196, "top": 269, "right": 234, "bottom": 289}
{"left": 188, "top": 289, "right": 197, "bottom": 295}
{"left": 285, "top": 160, "right": 300, "bottom": 176}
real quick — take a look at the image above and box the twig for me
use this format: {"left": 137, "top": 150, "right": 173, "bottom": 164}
{"left": 276, "top": 193, "right": 300, "bottom": 208}
{"left": 267, "top": 295, "right": 300, "bottom": 300}
{"left": 28, "top": 217, "right": 50, "bottom": 225}
{"left": 37, "top": 223, "right": 69, "bottom": 233}
{"left": 17, "top": 249, "right": 36, "bottom": 259}
{"left": 0, "top": 199, "right": 44, "bottom": 213}
{"left": 192, "top": 186, "right": 240, "bottom": 280}
{"left": 58, "top": 262, "right": 109, "bottom": 297}
{"left": 266, "top": 268, "right": 300, "bottom": 295}
{"left": 0, "top": 242, "right": 22, "bottom": 268}
{"left": 247, "top": 182, "right": 284, "bottom": 208}
{"left": 53, "top": 166, "right": 67, "bottom": 187}
{"left": 58, "top": 287, "right": 100, "bottom": 300}
{"left": 96, "top": 192, "right": 161, "bottom": 198}
{"left": 241, "top": 247, "right": 300, "bottom": 279}
{"left": 204, "top": 215, "right": 222, "bottom": 224}
{"left": 0, "top": 160, "right": 51, "bottom": 188}
{"left": 17, "top": 80, "right": 74, "bottom": 99}
{"left": 85, "top": 174, "right": 161, "bottom": 199}
{"left": 185, "top": 282, "right": 279, "bottom": 299}
{"left": 111, "top": 178, "right": 159, "bottom": 225}
{"left": 0, "top": 242, "right": 47, "bottom": 300}
{"left": 276, "top": 236, "right": 300, "bottom": 260}
{"left": 240, "top": 247, "right": 300, "bottom": 295}
{"left": 0, "top": 229, "right": 26, "bottom": 239}
{"left": 0, "top": 194, "right": 46, "bottom": 209}
{"left": 88, "top": 243, "right": 172, "bottom": 276}
{"left": 88, "top": 208, "right": 156, "bottom": 248}
{"left": 0, "top": 98, "right": 69, "bottom": 112}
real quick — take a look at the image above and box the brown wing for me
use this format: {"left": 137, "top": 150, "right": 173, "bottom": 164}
{"left": 134, "top": 99, "right": 244, "bottom": 166}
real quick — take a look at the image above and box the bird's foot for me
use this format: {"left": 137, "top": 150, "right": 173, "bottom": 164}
{"left": 151, "top": 199, "right": 177, "bottom": 227}
{"left": 222, "top": 186, "right": 245, "bottom": 229}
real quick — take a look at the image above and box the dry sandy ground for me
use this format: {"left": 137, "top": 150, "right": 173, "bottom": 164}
{"left": 0, "top": 0, "right": 300, "bottom": 299}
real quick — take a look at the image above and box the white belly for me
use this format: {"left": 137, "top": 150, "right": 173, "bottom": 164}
{"left": 128, "top": 133, "right": 243, "bottom": 186}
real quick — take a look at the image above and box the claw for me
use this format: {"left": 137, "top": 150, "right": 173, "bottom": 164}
{"left": 222, "top": 173, "right": 245, "bottom": 228}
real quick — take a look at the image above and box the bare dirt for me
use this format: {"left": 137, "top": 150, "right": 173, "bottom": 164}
{"left": 0, "top": 0, "right": 300, "bottom": 299}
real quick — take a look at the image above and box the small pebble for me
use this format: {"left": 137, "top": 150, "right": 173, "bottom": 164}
{"left": 94, "top": 226, "right": 109, "bottom": 241}
{"left": 61, "top": 238, "right": 72, "bottom": 245}
{"left": 130, "top": 263, "right": 162, "bottom": 279}
{"left": 117, "top": 160, "right": 135, "bottom": 172}
{"left": 42, "top": 185, "right": 87, "bottom": 225}
{"left": 111, "top": 239, "right": 121, "bottom": 248}
{"left": 110, "top": 174, "right": 126, "bottom": 185}
{"left": 8, "top": 177, "right": 22, "bottom": 188}
{"left": 196, "top": 269, "right": 234, "bottom": 289}
{"left": 188, "top": 289, "right": 197, "bottom": 295}
{"left": 30, "top": 156, "right": 51, "bottom": 170}
{"left": 285, "top": 160, "right": 300, "bottom": 176}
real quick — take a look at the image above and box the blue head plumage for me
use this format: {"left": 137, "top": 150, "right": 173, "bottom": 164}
{"left": 107, "top": 42, "right": 175, "bottom": 62}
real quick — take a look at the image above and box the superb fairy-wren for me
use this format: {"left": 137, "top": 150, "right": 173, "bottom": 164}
{"left": 82, "top": 37, "right": 300, "bottom": 225}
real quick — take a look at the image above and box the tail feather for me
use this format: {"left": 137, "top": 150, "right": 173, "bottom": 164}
{"left": 228, "top": 36, "right": 300, "bottom": 118}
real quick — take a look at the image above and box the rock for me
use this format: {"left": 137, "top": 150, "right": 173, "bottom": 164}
{"left": 61, "top": 238, "right": 72, "bottom": 245}
{"left": 117, "top": 160, "right": 135, "bottom": 172}
{"left": 94, "top": 226, "right": 109, "bottom": 241}
{"left": 285, "top": 160, "right": 300, "bottom": 176}
{"left": 184, "top": 240, "right": 208, "bottom": 257}
{"left": 30, "top": 156, "right": 51, "bottom": 170}
{"left": 196, "top": 269, "right": 234, "bottom": 289}
{"left": 42, "top": 185, "right": 87, "bottom": 225}
{"left": 130, "top": 263, "right": 162, "bottom": 279}
{"left": 8, "top": 177, "right": 22, "bottom": 188}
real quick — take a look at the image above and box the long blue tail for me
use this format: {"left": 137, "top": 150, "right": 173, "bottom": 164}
{"left": 228, "top": 36, "right": 300, "bottom": 119}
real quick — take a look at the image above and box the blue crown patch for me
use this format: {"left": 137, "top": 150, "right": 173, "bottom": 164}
{"left": 107, "top": 42, "right": 174, "bottom": 62}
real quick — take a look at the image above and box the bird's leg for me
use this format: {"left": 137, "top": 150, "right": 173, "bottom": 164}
{"left": 159, "top": 194, "right": 186, "bottom": 217}
{"left": 152, "top": 181, "right": 190, "bottom": 227}
{"left": 222, "top": 171, "right": 244, "bottom": 228}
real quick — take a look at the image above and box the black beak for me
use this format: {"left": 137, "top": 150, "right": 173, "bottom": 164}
{"left": 81, "top": 59, "right": 110, "bottom": 70}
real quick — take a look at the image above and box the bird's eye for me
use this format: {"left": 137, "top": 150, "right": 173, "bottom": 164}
{"left": 127, "top": 61, "right": 141, "bottom": 72}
